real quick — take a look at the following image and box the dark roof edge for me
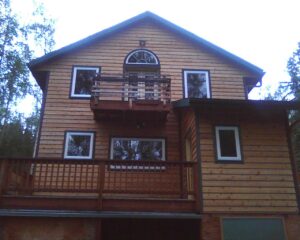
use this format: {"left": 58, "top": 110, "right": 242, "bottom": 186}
{"left": 173, "top": 98, "right": 300, "bottom": 110}
{"left": 28, "top": 11, "right": 264, "bottom": 77}
{"left": 0, "top": 209, "right": 202, "bottom": 219}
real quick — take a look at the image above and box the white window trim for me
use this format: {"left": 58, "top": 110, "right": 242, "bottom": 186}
{"left": 110, "top": 137, "right": 166, "bottom": 170}
{"left": 183, "top": 70, "right": 210, "bottom": 98}
{"left": 125, "top": 50, "right": 159, "bottom": 65}
{"left": 64, "top": 132, "right": 94, "bottom": 159}
{"left": 110, "top": 137, "right": 166, "bottom": 160}
{"left": 71, "top": 66, "right": 100, "bottom": 98}
{"left": 215, "top": 126, "right": 242, "bottom": 161}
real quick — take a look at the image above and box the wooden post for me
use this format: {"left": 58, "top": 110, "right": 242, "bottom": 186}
{"left": 0, "top": 158, "right": 9, "bottom": 197}
{"left": 95, "top": 219, "right": 102, "bottom": 240}
{"left": 97, "top": 160, "right": 105, "bottom": 210}
{"left": 193, "top": 162, "right": 200, "bottom": 212}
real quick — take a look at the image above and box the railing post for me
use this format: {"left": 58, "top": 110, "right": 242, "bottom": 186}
{"left": 179, "top": 162, "right": 187, "bottom": 199}
{"left": 97, "top": 160, "right": 105, "bottom": 210}
{"left": 0, "top": 158, "right": 9, "bottom": 197}
{"left": 193, "top": 162, "right": 201, "bottom": 212}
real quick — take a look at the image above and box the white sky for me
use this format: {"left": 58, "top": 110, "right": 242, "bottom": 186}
{"left": 13, "top": 0, "right": 300, "bottom": 106}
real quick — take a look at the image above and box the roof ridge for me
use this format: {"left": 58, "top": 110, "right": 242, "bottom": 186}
{"left": 29, "top": 11, "right": 264, "bottom": 76}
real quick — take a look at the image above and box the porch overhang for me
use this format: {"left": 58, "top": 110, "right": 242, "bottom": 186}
{"left": 0, "top": 209, "right": 202, "bottom": 219}
{"left": 173, "top": 98, "right": 300, "bottom": 111}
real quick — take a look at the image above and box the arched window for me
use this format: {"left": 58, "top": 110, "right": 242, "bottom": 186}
{"left": 123, "top": 49, "right": 161, "bottom": 101}
{"left": 125, "top": 49, "right": 160, "bottom": 65}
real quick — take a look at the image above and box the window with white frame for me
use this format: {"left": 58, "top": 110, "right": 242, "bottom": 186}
{"left": 64, "top": 132, "right": 94, "bottom": 159}
{"left": 110, "top": 137, "right": 165, "bottom": 161}
{"left": 183, "top": 70, "right": 210, "bottom": 98}
{"left": 70, "top": 66, "right": 100, "bottom": 98}
{"left": 125, "top": 49, "right": 159, "bottom": 65}
{"left": 215, "top": 126, "right": 242, "bottom": 161}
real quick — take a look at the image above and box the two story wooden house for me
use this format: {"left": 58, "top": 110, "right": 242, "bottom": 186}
{"left": 0, "top": 11, "right": 299, "bottom": 240}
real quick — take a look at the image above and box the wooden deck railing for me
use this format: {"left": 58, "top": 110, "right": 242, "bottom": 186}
{"left": 91, "top": 74, "right": 171, "bottom": 103}
{"left": 0, "top": 158, "right": 197, "bottom": 200}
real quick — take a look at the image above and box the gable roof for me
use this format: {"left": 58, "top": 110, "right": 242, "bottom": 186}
{"left": 28, "top": 11, "right": 264, "bottom": 78}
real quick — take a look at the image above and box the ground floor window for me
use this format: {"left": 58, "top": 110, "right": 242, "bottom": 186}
{"left": 222, "top": 218, "right": 287, "bottom": 240}
{"left": 63, "top": 131, "right": 95, "bottom": 159}
{"left": 110, "top": 137, "right": 165, "bottom": 161}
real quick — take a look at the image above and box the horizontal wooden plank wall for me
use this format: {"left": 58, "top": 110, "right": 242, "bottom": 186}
{"left": 37, "top": 20, "right": 254, "bottom": 159}
{"left": 198, "top": 108, "right": 298, "bottom": 213}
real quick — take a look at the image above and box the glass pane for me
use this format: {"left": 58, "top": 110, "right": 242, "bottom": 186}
{"left": 223, "top": 218, "right": 286, "bottom": 240}
{"left": 112, "top": 139, "right": 164, "bottom": 161}
{"left": 127, "top": 50, "right": 157, "bottom": 64}
{"left": 219, "top": 130, "right": 237, "bottom": 157}
{"left": 186, "top": 73, "right": 208, "bottom": 98}
{"left": 74, "top": 69, "right": 96, "bottom": 95}
{"left": 67, "top": 135, "right": 91, "bottom": 157}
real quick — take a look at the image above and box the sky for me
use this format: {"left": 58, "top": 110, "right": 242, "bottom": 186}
{"left": 12, "top": 0, "right": 300, "bottom": 105}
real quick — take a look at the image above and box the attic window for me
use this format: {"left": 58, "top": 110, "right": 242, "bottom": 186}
{"left": 125, "top": 49, "right": 159, "bottom": 65}
{"left": 183, "top": 70, "right": 210, "bottom": 98}
{"left": 70, "top": 66, "right": 100, "bottom": 98}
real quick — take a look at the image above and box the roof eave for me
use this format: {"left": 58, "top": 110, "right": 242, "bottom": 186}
{"left": 28, "top": 11, "right": 264, "bottom": 78}
{"left": 173, "top": 98, "right": 300, "bottom": 110}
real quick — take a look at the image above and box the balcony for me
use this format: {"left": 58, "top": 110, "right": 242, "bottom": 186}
{"left": 0, "top": 158, "right": 199, "bottom": 213}
{"left": 90, "top": 74, "right": 171, "bottom": 124}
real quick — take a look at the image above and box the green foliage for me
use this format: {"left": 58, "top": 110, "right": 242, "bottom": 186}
{"left": 287, "top": 43, "right": 300, "bottom": 171}
{"left": 0, "top": 115, "right": 35, "bottom": 157}
{"left": 273, "top": 42, "right": 300, "bottom": 170}
{"left": 0, "top": 0, "right": 55, "bottom": 156}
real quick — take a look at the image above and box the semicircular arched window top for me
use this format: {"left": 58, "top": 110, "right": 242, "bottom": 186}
{"left": 125, "top": 49, "right": 159, "bottom": 65}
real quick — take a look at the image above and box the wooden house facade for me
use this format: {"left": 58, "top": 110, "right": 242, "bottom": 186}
{"left": 0, "top": 11, "right": 299, "bottom": 240}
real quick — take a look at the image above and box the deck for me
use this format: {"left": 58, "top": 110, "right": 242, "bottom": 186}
{"left": 0, "top": 158, "right": 199, "bottom": 213}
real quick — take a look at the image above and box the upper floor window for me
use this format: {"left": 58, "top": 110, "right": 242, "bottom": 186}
{"left": 183, "top": 70, "right": 210, "bottom": 98}
{"left": 215, "top": 126, "right": 242, "bottom": 162}
{"left": 70, "top": 66, "right": 100, "bottom": 98}
{"left": 125, "top": 49, "right": 159, "bottom": 65}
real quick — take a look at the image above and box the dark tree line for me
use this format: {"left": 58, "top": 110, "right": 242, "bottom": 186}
{"left": 270, "top": 42, "right": 300, "bottom": 170}
{"left": 0, "top": 0, "right": 55, "bottom": 157}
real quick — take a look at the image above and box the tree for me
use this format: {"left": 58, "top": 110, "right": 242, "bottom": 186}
{"left": 273, "top": 42, "right": 300, "bottom": 170}
{"left": 0, "top": 0, "right": 55, "bottom": 156}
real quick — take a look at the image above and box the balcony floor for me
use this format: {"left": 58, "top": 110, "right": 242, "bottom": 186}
{"left": 90, "top": 99, "right": 171, "bottom": 124}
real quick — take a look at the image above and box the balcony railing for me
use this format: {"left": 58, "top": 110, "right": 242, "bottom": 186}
{"left": 0, "top": 158, "right": 197, "bottom": 200}
{"left": 91, "top": 73, "right": 171, "bottom": 104}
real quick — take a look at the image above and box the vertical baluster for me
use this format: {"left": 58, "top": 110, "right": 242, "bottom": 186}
{"left": 16, "top": 159, "right": 22, "bottom": 193}
{"left": 79, "top": 161, "right": 83, "bottom": 191}
{"left": 30, "top": 158, "right": 36, "bottom": 194}
{"left": 24, "top": 158, "right": 31, "bottom": 194}
{"left": 36, "top": 159, "right": 42, "bottom": 191}
{"left": 61, "top": 160, "right": 66, "bottom": 191}
{"left": 90, "top": 161, "right": 95, "bottom": 191}
{"left": 67, "top": 160, "right": 72, "bottom": 191}
{"left": 0, "top": 158, "right": 9, "bottom": 196}
{"left": 98, "top": 160, "right": 105, "bottom": 210}
{"left": 193, "top": 162, "right": 200, "bottom": 212}
{"left": 85, "top": 161, "right": 89, "bottom": 191}
{"left": 74, "top": 161, "right": 78, "bottom": 191}
{"left": 55, "top": 161, "right": 60, "bottom": 191}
